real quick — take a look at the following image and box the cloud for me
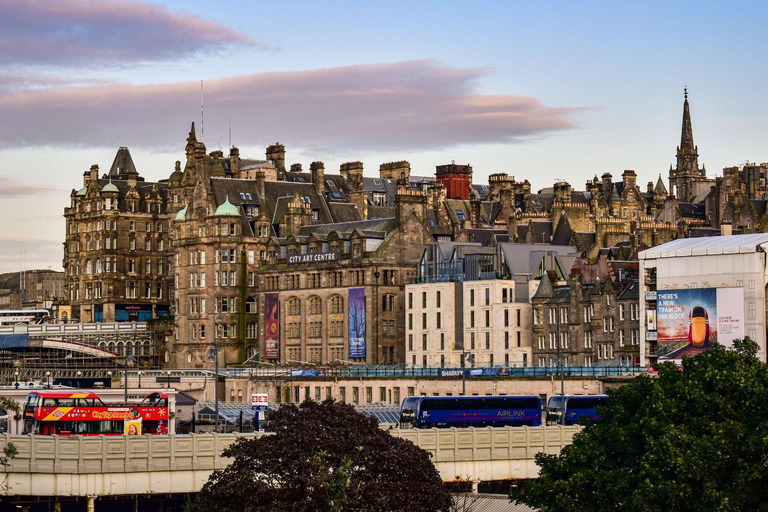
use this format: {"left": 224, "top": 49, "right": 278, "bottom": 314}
{"left": 0, "top": 0, "right": 264, "bottom": 68}
{"left": 0, "top": 176, "right": 58, "bottom": 197}
{"left": 0, "top": 237, "right": 63, "bottom": 273}
{"left": 0, "top": 60, "right": 581, "bottom": 153}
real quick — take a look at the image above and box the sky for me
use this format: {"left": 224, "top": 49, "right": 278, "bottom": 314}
{"left": 1, "top": 0, "right": 766, "bottom": 272}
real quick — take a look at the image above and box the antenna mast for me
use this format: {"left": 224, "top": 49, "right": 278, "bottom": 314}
{"left": 200, "top": 80, "right": 204, "bottom": 144}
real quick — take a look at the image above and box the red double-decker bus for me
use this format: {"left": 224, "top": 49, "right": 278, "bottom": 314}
{"left": 22, "top": 391, "right": 169, "bottom": 435}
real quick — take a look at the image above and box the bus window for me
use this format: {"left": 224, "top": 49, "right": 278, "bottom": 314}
{"left": 42, "top": 398, "right": 56, "bottom": 407}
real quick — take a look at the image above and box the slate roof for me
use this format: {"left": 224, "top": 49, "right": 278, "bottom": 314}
{"left": 466, "top": 229, "right": 508, "bottom": 246}
{"left": 617, "top": 279, "right": 639, "bottom": 300}
{"left": 294, "top": 218, "right": 397, "bottom": 239}
{"left": 574, "top": 232, "right": 597, "bottom": 253}
{"left": 551, "top": 215, "right": 573, "bottom": 246}
{"left": 261, "top": 180, "right": 334, "bottom": 225}
{"left": 529, "top": 220, "right": 553, "bottom": 244}
{"left": 328, "top": 202, "right": 362, "bottom": 223}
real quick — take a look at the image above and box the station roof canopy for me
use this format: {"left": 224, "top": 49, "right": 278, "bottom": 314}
{"left": 639, "top": 233, "right": 768, "bottom": 260}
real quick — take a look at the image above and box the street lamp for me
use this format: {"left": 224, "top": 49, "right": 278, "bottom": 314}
{"left": 207, "top": 338, "right": 219, "bottom": 433}
{"left": 14, "top": 370, "right": 19, "bottom": 387}
{"left": 45, "top": 371, "right": 51, "bottom": 388}
{"left": 166, "top": 370, "right": 171, "bottom": 389}
{"left": 124, "top": 350, "right": 136, "bottom": 402}
{"left": 461, "top": 353, "right": 475, "bottom": 396}
{"left": 137, "top": 371, "right": 142, "bottom": 389}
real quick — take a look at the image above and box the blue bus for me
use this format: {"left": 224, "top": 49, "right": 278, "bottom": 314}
{"left": 546, "top": 395, "right": 608, "bottom": 425}
{"left": 401, "top": 395, "right": 542, "bottom": 429}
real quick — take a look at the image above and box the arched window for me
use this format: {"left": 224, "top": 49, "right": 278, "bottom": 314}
{"left": 330, "top": 296, "right": 344, "bottom": 314}
{"left": 288, "top": 298, "right": 300, "bottom": 316}
{"left": 382, "top": 294, "right": 396, "bottom": 312}
{"left": 246, "top": 296, "right": 257, "bottom": 314}
{"left": 86, "top": 260, "right": 93, "bottom": 275}
{"left": 95, "top": 259, "right": 101, "bottom": 274}
{"left": 308, "top": 296, "right": 322, "bottom": 315}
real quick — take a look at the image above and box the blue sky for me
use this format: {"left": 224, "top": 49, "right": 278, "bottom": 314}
{"left": 0, "top": 0, "right": 766, "bottom": 271}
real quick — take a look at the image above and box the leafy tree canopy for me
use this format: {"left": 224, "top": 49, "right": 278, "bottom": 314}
{"left": 192, "top": 399, "right": 452, "bottom": 512}
{"left": 516, "top": 338, "right": 768, "bottom": 512}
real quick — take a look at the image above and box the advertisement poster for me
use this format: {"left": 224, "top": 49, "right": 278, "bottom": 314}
{"left": 124, "top": 419, "right": 142, "bottom": 435}
{"left": 656, "top": 288, "right": 744, "bottom": 360}
{"left": 264, "top": 293, "right": 279, "bottom": 359}
{"left": 348, "top": 288, "right": 366, "bottom": 359}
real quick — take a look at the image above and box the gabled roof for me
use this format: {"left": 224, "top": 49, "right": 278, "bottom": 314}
{"left": 498, "top": 243, "right": 579, "bottom": 276}
{"left": 294, "top": 218, "right": 397, "bottom": 239}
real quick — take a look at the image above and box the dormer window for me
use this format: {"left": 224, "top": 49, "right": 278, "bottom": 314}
{"left": 456, "top": 210, "right": 466, "bottom": 221}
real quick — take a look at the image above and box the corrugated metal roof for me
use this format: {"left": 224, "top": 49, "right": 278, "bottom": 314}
{"left": 638, "top": 233, "right": 768, "bottom": 260}
{"left": 455, "top": 494, "right": 538, "bottom": 512}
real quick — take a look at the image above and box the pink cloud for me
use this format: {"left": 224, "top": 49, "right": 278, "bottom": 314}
{"left": 0, "top": 176, "right": 58, "bottom": 197}
{"left": 0, "top": 0, "right": 264, "bottom": 67}
{"left": 0, "top": 60, "right": 580, "bottom": 152}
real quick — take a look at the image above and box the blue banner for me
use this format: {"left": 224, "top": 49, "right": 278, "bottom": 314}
{"left": 349, "top": 288, "right": 366, "bottom": 359}
{"left": 0, "top": 333, "right": 29, "bottom": 349}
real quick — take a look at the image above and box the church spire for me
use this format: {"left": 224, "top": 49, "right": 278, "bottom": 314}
{"left": 679, "top": 86, "right": 694, "bottom": 153}
{"left": 675, "top": 87, "right": 700, "bottom": 177}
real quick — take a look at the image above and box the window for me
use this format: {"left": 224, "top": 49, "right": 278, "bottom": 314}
{"left": 456, "top": 210, "right": 466, "bottom": 221}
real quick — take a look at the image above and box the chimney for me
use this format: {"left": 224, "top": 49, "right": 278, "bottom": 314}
{"left": 647, "top": 181, "right": 654, "bottom": 194}
{"left": 290, "top": 163, "right": 302, "bottom": 173}
{"left": 266, "top": 143, "right": 286, "bottom": 175}
{"left": 255, "top": 171, "right": 266, "bottom": 200}
{"left": 229, "top": 146, "right": 240, "bottom": 177}
{"left": 601, "top": 172, "right": 613, "bottom": 198}
{"left": 348, "top": 189, "right": 368, "bottom": 220}
{"left": 340, "top": 161, "right": 364, "bottom": 189}
{"left": 90, "top": 164, "right": 99, "bottom": 184}
{"left": 622, "top": 170, "right": 637, "bottom": 191}
{"left": 721, "top": 220, "right": 732, "bottom": 236}
{"left": 508, "top": 215, "right": 518, "bottom": 241}
{"left": 310, "top": 161, "right": 325, "bottom": 196}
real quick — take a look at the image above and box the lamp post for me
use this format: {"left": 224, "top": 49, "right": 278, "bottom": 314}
{"left": 137, "top": 371, "right": 142, "bottom": 389}
{"left": 461, "top": 353, "right": 475, "bottom": 396}
{"left": 207, "top": 338, "right": 219, "bottom": 433}
{"left": 45, "top": 371, "right": 51, "bottom": 388}
{"left": 124, "top": 350, "right": 135, "bottom": 402}
{"left": 166, "top": 370, "right": 171, "bottom": 389}
{"left": 14, "top": 370, "right": 19, "bottom": 387}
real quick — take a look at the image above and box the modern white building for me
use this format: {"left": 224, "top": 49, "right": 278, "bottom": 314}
{"left": 639, "top": 234, "right": 768, "bottom": 364}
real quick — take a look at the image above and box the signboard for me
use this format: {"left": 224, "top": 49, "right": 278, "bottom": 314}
{"left": 251, "top": 393, "right": 268, "bottom": 412}
{"left": 264, "top": 293, "right": 279, "bottom": 359}
{"left": 656, "top": 288, "right": 744, "bottom": 360}
{"left": 646, "top": 331, "right": 658, "bottom": 341}
{"left": 290, "top": 369, "right": 327, "bottom": 377}
{"left": 287, "top": 251, "right": 339, "bottom": 265}
{"left": 348, "top": 288, "right": 366, "bottom": 359}
{"left": 646, "top": 310, "right": 657, "bottom": 331}
{"left": 645, "top": 291, "right": 657, "bottom": 301}
{"left": 124, "top": 419, "right": 142, "bottom": 435}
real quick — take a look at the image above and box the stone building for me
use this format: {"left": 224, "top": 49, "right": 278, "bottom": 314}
{"left": 169, "top": 125, "right": 434, "bottom": 368}
{"left": 531, "top": 270, "right": 640, "bottom": 368}
{"left": 63, "top": 147, "right": 173, "bottom": 322}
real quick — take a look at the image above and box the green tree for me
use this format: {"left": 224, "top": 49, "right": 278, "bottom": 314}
{"left": 515, "top": 337, "right": 768, "bottom": 512}
{"left": 192, "top": 400, "right": 452, "bottom": 512}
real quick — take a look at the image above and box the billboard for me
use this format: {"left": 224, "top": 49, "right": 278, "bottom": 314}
{"left": 656, "top": 287, "right": 744, "bottom": 360}
{"left": 264, "top": 293, "right": 279, "bottom": 359}
{"left": 348, "top": 288, "right": 366, "bottom": 359}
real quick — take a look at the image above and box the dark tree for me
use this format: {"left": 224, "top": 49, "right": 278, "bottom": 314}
{"left": 193, "top": 400, "right": 452, "bottom": 512}
{"left": 515, "top": 338, "right": 768, "bottom": 512}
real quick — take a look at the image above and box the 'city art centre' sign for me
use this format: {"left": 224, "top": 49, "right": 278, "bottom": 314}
{"left": 287, "top": 251, "right": 339, "bottom": 265}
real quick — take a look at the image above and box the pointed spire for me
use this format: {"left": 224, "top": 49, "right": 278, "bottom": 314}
{"left": 680, "top": 87, "right": 694, "bottom": 152}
